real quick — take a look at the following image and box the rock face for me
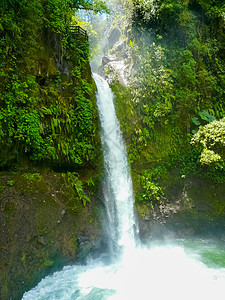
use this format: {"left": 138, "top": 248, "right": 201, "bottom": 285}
{"left": 98, "top": 10, "right": 134, "bottom": 86}
{"left": 108, "top": 28, "right": 121, "bottom": 49}
{"left": 102, "top": 57, "right": 131, "bottom": 85}
{"left": 137, "top": 176, "right": 225, "bottom": 243}
{"left": 0, "top": 173, "right": 106, "bottom": 300}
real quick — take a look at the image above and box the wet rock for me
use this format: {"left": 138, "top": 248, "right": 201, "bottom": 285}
{"left": 98, "top": 12, "right": 134, "bottom": 86}
{"left": 103, "top": 59, "right": 132, "bottom": 86}
{"left": 138, "top": 175, "right": 225, "bottom": 242}
{"left": 102, "top": 56, "right": 110, "bottom": 66}
{"left": 108, "top": 28, "right": 121, "bottom": 49}
{"left": 76, "top": 235, "right": 107, "bottom": 264}
{"left": 113, "top": 40, "right": 126, "bottom": 53}
{"left": 77, "top": 236, "right": 92, "bottom": 264}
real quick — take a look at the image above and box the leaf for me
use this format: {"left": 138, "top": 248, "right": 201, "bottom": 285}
{"left": 129, "top": 40, "right": 135, "bottom": 48}
{"left": 207, "top": 115, "right": 216, "bottom": 123}
{"left": 198, "top": 110, "right": 209, "bottom": 121}
{"left": 192, "top": 129, "right": 198, "bottom": 134}
{"left": 192, "top": 117, "right": 201, "bottom": 126}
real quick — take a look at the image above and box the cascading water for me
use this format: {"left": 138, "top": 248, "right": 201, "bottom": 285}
{"left": 22, "top": 75, "right": 225, "bottom": 300}
{"left": 93, "top": 73, "right": 137, "bottom": 257}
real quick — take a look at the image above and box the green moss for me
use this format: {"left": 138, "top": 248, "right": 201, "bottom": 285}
{"left": 43, "top": 259, "right": 54, "bottom": 267}
{"left": 0, "top": 171, "right": 103, "bottom": 299}
{"left": 23, "top": 173, "right": 42, "bottom": 182}
{"left": 4, "top": 201, "right": 16, "bottom": 219}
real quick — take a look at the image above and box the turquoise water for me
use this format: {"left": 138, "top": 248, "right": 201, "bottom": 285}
{"left": 22, "top": 238, "right": 225, "bottom": 300}
{"left": 179, "top": 238, "right": 225, "bottom": 268}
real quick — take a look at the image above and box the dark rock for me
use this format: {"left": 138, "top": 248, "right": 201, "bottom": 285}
{"left": 102, "top": 56, "right": 111, "bottom": 66}
{"left": 137, "top": 176, "right": 225, "bottom": 243}
{"left": 0, "top": 173, "right": 103, "bottom": 300}
{"left": 76, "top": 235, "right": 107, "bottom": 264}
{"left": 77, "top": 236, "right": 92, "bottom": 264}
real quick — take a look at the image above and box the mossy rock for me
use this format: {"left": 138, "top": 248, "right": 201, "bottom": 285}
{"left": 0, "top": 172, "right": 104, "bottom": 300}
{"left": 137, "top": 174, "right": 225, "bottom": 242}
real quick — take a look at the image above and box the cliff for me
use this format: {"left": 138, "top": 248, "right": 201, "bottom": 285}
{"left": 0, "top": 1, "right": 104, "bottom": 299}
{"left": 0, "top": 172, "right": 106, "bottom": 299}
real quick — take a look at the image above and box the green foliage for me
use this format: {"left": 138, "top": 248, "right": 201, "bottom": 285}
{"left": 132, "top": 0, "right": 188, "bottom": 33}
{"left": 198, "top": 111, "right": 216, "bottom": 123}
{"left": 109, "top": 0, "right": 225, "bottom": 205}
{"left": 92, "top": 0, "right": 110, "bottom": 14}
{"left": 6, "top": 180, "right": 14, "bottom": 186}
{"left": 191, "top": 110, "right": 216, "bottom": 133}
{"left": 67, "top": 172, "right": 91, "bottom": 206}
{"left": 129, "top": 0, "right": 225, "bottom": 167}
{"left": 191, "top": 117, "right": 225, "bottom": 165}
{"left": 0, "top": 0, "right": 101, "bottom": 170}
{"left": 138, "top": 166, "right": 167, "bottom": 205}
{"left": 74, "top": 17, "right": 100, "bottom": 58}
{"left": 23, "top": 173, "right": 42, "bottom": 182}
{"left": 178, "top": 149, "right": 225, "bottom": 183}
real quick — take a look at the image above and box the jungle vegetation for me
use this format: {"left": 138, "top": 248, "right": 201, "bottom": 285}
{"left": 0, "top": 0, "right": 108, "bottom": 171}
{"left": 1, "top": 0, "right": 225, "bottom": 207}
{"left": 111, "top": 0, "right": 225, "bottom": 205}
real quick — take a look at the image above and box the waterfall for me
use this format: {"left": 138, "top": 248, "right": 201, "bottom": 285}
{"left": 93, "top": 73, "right": 138, "bottom": 257}
{"left": 22, "top": 74, "right": 225, "bottom": 300}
